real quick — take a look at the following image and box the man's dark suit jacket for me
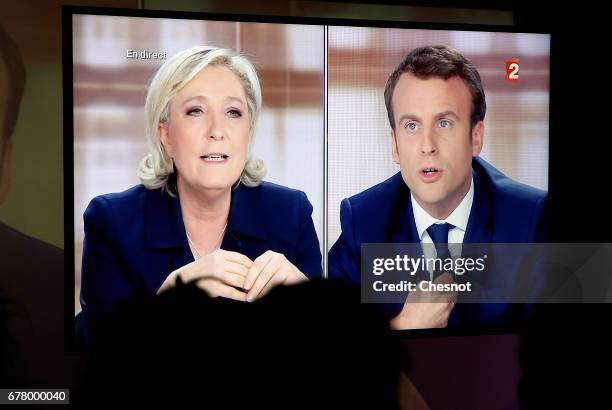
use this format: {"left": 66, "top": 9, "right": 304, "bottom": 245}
{"left": 328, "top": 156, "right": 548, "bottom": 328}
{"left": 79, "top": 181, "right": 322, "bottom": 343}
{"left": 0, "top": 222, "right": 65, "bottom": 386}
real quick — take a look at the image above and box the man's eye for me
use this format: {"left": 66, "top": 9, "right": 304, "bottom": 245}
{"left": 227, "top": 109, "right": 242, "bottom": 118}
{"left": 405, "top": 122, "right": 418, "bottom": 132}
{"left": 439, "top": 119, "right": 451, "bottom": 128}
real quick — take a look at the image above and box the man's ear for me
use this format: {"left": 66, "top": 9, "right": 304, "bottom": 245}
{"left": 471, "top": 121, "right": 484, "bottom": 157}
{"left": 158, "top": 121, "right": 172, "bottom": 158}
{"left": 0, "top": 139, "right": 13, "bottom": 204}
{"left": 391, "top": 130, "right": 400, "bottom": 164}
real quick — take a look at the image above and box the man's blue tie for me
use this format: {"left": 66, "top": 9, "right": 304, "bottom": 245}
{"left": 425, "top": 222, "right": 454, "bottom": 281}
{"left": 425, "top": 222, "right": 463, "bottom": 327}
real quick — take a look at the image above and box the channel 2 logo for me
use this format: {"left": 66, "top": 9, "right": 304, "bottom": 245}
{"left": 506, "top": 59, "right": 520, "bottom": 83}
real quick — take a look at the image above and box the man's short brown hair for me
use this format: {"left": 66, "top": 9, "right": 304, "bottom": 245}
{"left": 384, "top": 45, "right": 486, "bottom": 131}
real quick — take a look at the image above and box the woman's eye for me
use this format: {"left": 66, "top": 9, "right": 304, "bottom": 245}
{"left": 187, "top": 107, "right": 203, "bottom": 116}
{"left": 227, "top": 109, "right": 242, "bottom": 118}
{"left": 439, "top": 119, "right": 451, "bottom": 128}
{"left": 405, "top": 122, "right": 418, "bottom": 132}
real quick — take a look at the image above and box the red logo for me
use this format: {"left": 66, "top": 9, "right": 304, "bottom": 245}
{"left": 506, "top": 59, "right": 520, "bottom": 83}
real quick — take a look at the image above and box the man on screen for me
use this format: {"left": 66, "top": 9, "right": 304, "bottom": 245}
{"left": 328, "top": 45, "right": 548, "bottom": 330}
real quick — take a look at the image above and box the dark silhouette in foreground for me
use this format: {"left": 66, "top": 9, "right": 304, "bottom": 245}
{"left": 77, "top": 279, "right": 402, "bottom": 408}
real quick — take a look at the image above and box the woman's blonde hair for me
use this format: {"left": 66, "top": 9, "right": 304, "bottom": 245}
{"left": 138, "top": 46, "right": 266, "bottom": 195}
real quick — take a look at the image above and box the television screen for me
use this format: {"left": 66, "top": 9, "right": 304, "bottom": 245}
{"left": 64, "top": 7, "right": 566, "bottom": 345}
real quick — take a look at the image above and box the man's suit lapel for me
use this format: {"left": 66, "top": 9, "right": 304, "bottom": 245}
{"left": 464, "top": 168, "right": 493, "bottom": 244}
{"left": 389, "top": 182, "right": 420, "bottom": 244}
{"left": 457, "top": 167, "right": 495, "bottom": 326}
{"left": 378, "top": 180, "right": 419, "bottom": 318}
